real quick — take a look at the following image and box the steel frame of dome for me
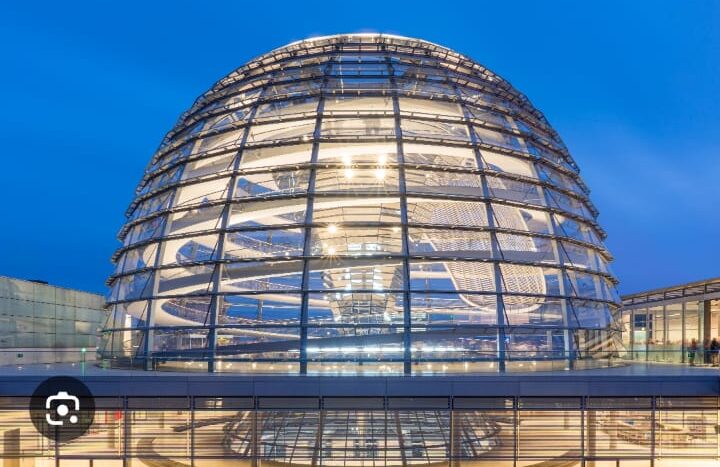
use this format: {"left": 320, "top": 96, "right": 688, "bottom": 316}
{"left": 102, "top": 33, "right": 622, "bottom": 374}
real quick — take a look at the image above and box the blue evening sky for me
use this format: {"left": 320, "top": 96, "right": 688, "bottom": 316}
{"left": 1, "top": 1, "right": 718, "bottom": 295}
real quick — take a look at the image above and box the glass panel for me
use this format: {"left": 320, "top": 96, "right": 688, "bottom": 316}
{"left": 586, "top": 409, "right": 653, "bottom": 457}
{"left": 310, "top": 291, "right": 404, "bottom": 326}
{"left": 311, "top": 225, "right": 402, "bottom": 256}
{"left": 481, "top": 150, "right": 535, "bottom": 177}
{"left": 129, "top": 191, "right": 173, "bottom": 221}
{"left": 537, "top": 163, "right": 584, "bottom": 195}
{"left": 228, "top": 199, "right": 307, "bottom": 228}
{"left": 174, "top": 178, "right": 230, "bottom": 207}
{"left": 405, "top": 168, "right": 482, "bottom": 196}
{"left": 159, "top": 234, "right": 219, "bottom": 265}
{"left": 119, "top": 242, "right": 159, "bottom": 273}
{"left": 403, "top": 143, "right": 477, "bottom": 169}
{"left": 505, "top": 295, "right": 564, "bottom": 326}
{"left": 215, "top": 327, "right": 301, "bottom": 362}
{"left": 411, "top": 328, "right": 498, "bottom": 363}
{"left": 239, "top": 143, "right": 312, "bottom": 169}
{"left": 127, "top": 409, "right": 190, "bottom": 458}
{"left": 113, "top": 272, "right": 153, "bottom": 301}
{"left": 564, "top": 270, "right": 600, "bottom": 299}
{"left": 181, "top": 153, "right": 236, "bottom": 180}
{"left": 546, "top": 189, "right": 592, "bottom": 219}
{"left": 656, "top": 408, "right": 718, "bottom": 457}
{"left": 486, "top": 175, "right": 544, "bottom": 206}
{"left": 221, "top": 260, "right": 303, "bottom": 293}
{"left": 399, "top": 97, "right": 464, "bottom": 118}
{"left": 256, "top": 410, "right": 318, "bottom": 462}
{"left": 139, "top": 165, "right": 183, "bottom": 195}
{"left": 517, "top": 409, "right": 582, "bottom": 457}
{"left": 195, "top": 409, "right": 252, "bottom": 458}
{"left": 307, "top": 258, "right": 404, "bottom": 292}
{"left": 224, "top": 228, "right": 305, "bottom": 260}
{"left": 554, "top": 213, "right": 602, "bottom": 246}
{"left": 474, "top": 126, "right": 528, "bottom": 152}
{"left": 155, "top": 296, "right": 211, "bottom": 324}
{"left": 407, "top": 198, "right": 488, "bottom": 227}
{"left": 560, "top": 241, "right": 598, "bottom": 270}
{"left": 312, "top": 197, "right": 401, "bottom": 224}
{"left": 569, "top": 300, "right": 613, "bottom": 328}
{"left": 493, "top": 203, "right": 551, "bottom": 234}
{"left": 410, "top": 293, "right": 496, "bottom": 325}
{"left": 410, "top": 260, "right": 495, "bottom": 292}
{"left": 320, "top": 411, "right": 387, "bottom": 462}
{"left": 666, "top": 303, "right": 683, "bottom": 363}
{"left": 402, "top": 118, "right": 469, "bottom": 141}
{"left": 500, "top": 264, "right": 561, "bottom": 296}
{"left": 647, "top": 305, "right": 665, "bottom": 362}
{"left": 167, "top": 205, "right": 223, "bottom": 236}
{"left": 220, "top": 293, "right": 301, "bottom": 325}
{"left": 409, "top": 227, "right": 493, "bottom": 259}
{"left": 327, "top": 76, "right": 390, "bottom": 91}
{"left": 197, "top": 128, "right": 244, "bottom": 152}
{"left": 124, "top": 215, "right": 167, "bottom": 246}
{"left": 324, "top": 95, "right": 393, "bottom": 112}
{"left": 315, "top": 167, "right": 399, "bottom": 193}
{"left": 307, "top": 327, "right": 403, "bottom": 360}
{"left": 157, "top": 264, "right": 215, "bottom": 296}
{"left": 247, "top": 119, "right": 316, "bottom": 143}
{"left": 317, "top": 141, "right": 398, "bottom": 164}
{"left": 265, "top": 79, "right": 322, "bottom": 97}
{"left": 321, "top": 117, "right": 395, "bottom": 137}
{"left": 466, "top": 105, "right": 515, "bottom": 130}
{"left": 496, "top": 233, "right": 556, "bottom": 264}
{"left": 397, "top": 79, "right": 455, "bottom": 98}
{"left": 234, "top": 169, "right": 310, "bottom": 198}
{"left": 256, "top": 95, "right": 318, "bottom": 119}
{"left": 205, "top": 107, "right": 251, "bottom": 131}
{"left": 455, "top": 409, "right": 514, "bottom": 459}
{"left": 686, "top": 301, "right": 701, "bottom": 352}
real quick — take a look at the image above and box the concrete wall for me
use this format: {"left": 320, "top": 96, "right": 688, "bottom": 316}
{"left": 0, "top": 276, "right": 106, "bottom": 365}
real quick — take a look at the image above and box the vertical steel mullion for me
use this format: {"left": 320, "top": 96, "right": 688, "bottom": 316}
{"left": 123, "top": 396, "right": 129, "bottom": 467}
{"left": 188, "top": 397, "right": 194, "bottom": 465}
{"left": 662, "top": 304, "right": 668, "bottom": 362}
{"left": 387, "top": 52, "right": 413, "bottom": 375}
{"left": 534, "top": 165, "right": 574, "bottom": 368}
{"left": 650, "top": 396, "right": 657, "bottom": 467}
{"left": 452, "top": 82, "right": 507, "bottom": 372}
{"left": 681, "top": 301, "right": 686, "bottom": 363}
{"left": 630, "top": 308, "right": 636, "bottom": 360}
{"left": 140, "top": 166, "right": 186, "bottom": 369}
{"left": 206, "top": 82, "right": 269, "bottom": 372}
{"left": 299, "top": 55, "right": 335, "bottom": 374}
{"left": 313, "top": 407, "right": 324, "bottom": 466}
{"left": 513, "top": 397, "right": 519, "bottom": 467}
{"left": 394, "top": 411, "right": 407, "bottom": 466}
{"left": 580, "top": 396, "right": 585, "bottom": 467}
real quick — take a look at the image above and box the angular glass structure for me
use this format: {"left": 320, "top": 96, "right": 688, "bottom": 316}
{"left": 102, "top": 33, "right": 622, "bottom": 373}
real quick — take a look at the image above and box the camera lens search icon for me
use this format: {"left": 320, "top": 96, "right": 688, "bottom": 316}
{"left": 45, "top": 391, "right": 80, "bottom": 426}
{"left": 30, "top": 377, "right": 95, "bottom": 442}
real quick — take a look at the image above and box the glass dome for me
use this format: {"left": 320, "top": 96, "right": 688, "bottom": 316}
{"left": 102, "top": 33, "right": 622, "bottom": 374}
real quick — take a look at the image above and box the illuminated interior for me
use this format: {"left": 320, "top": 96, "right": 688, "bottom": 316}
{"left": 1, "top": 396, "right": 717, "bottom": 466}
{"left": 102, "top": 33, "right": 622, "bottom": 373}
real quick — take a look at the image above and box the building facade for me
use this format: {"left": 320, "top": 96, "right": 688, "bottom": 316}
{"left": 103, "top": 33, "right": 622, "bottom": 374}
{"left": 1, "top": 374, "right": 719, "bottom": 466}
{"left": 0, "top": 276, "right": 106, "bottom": 365}
{"left": 621, "top": 277, "right": 720, "bottom": 364}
